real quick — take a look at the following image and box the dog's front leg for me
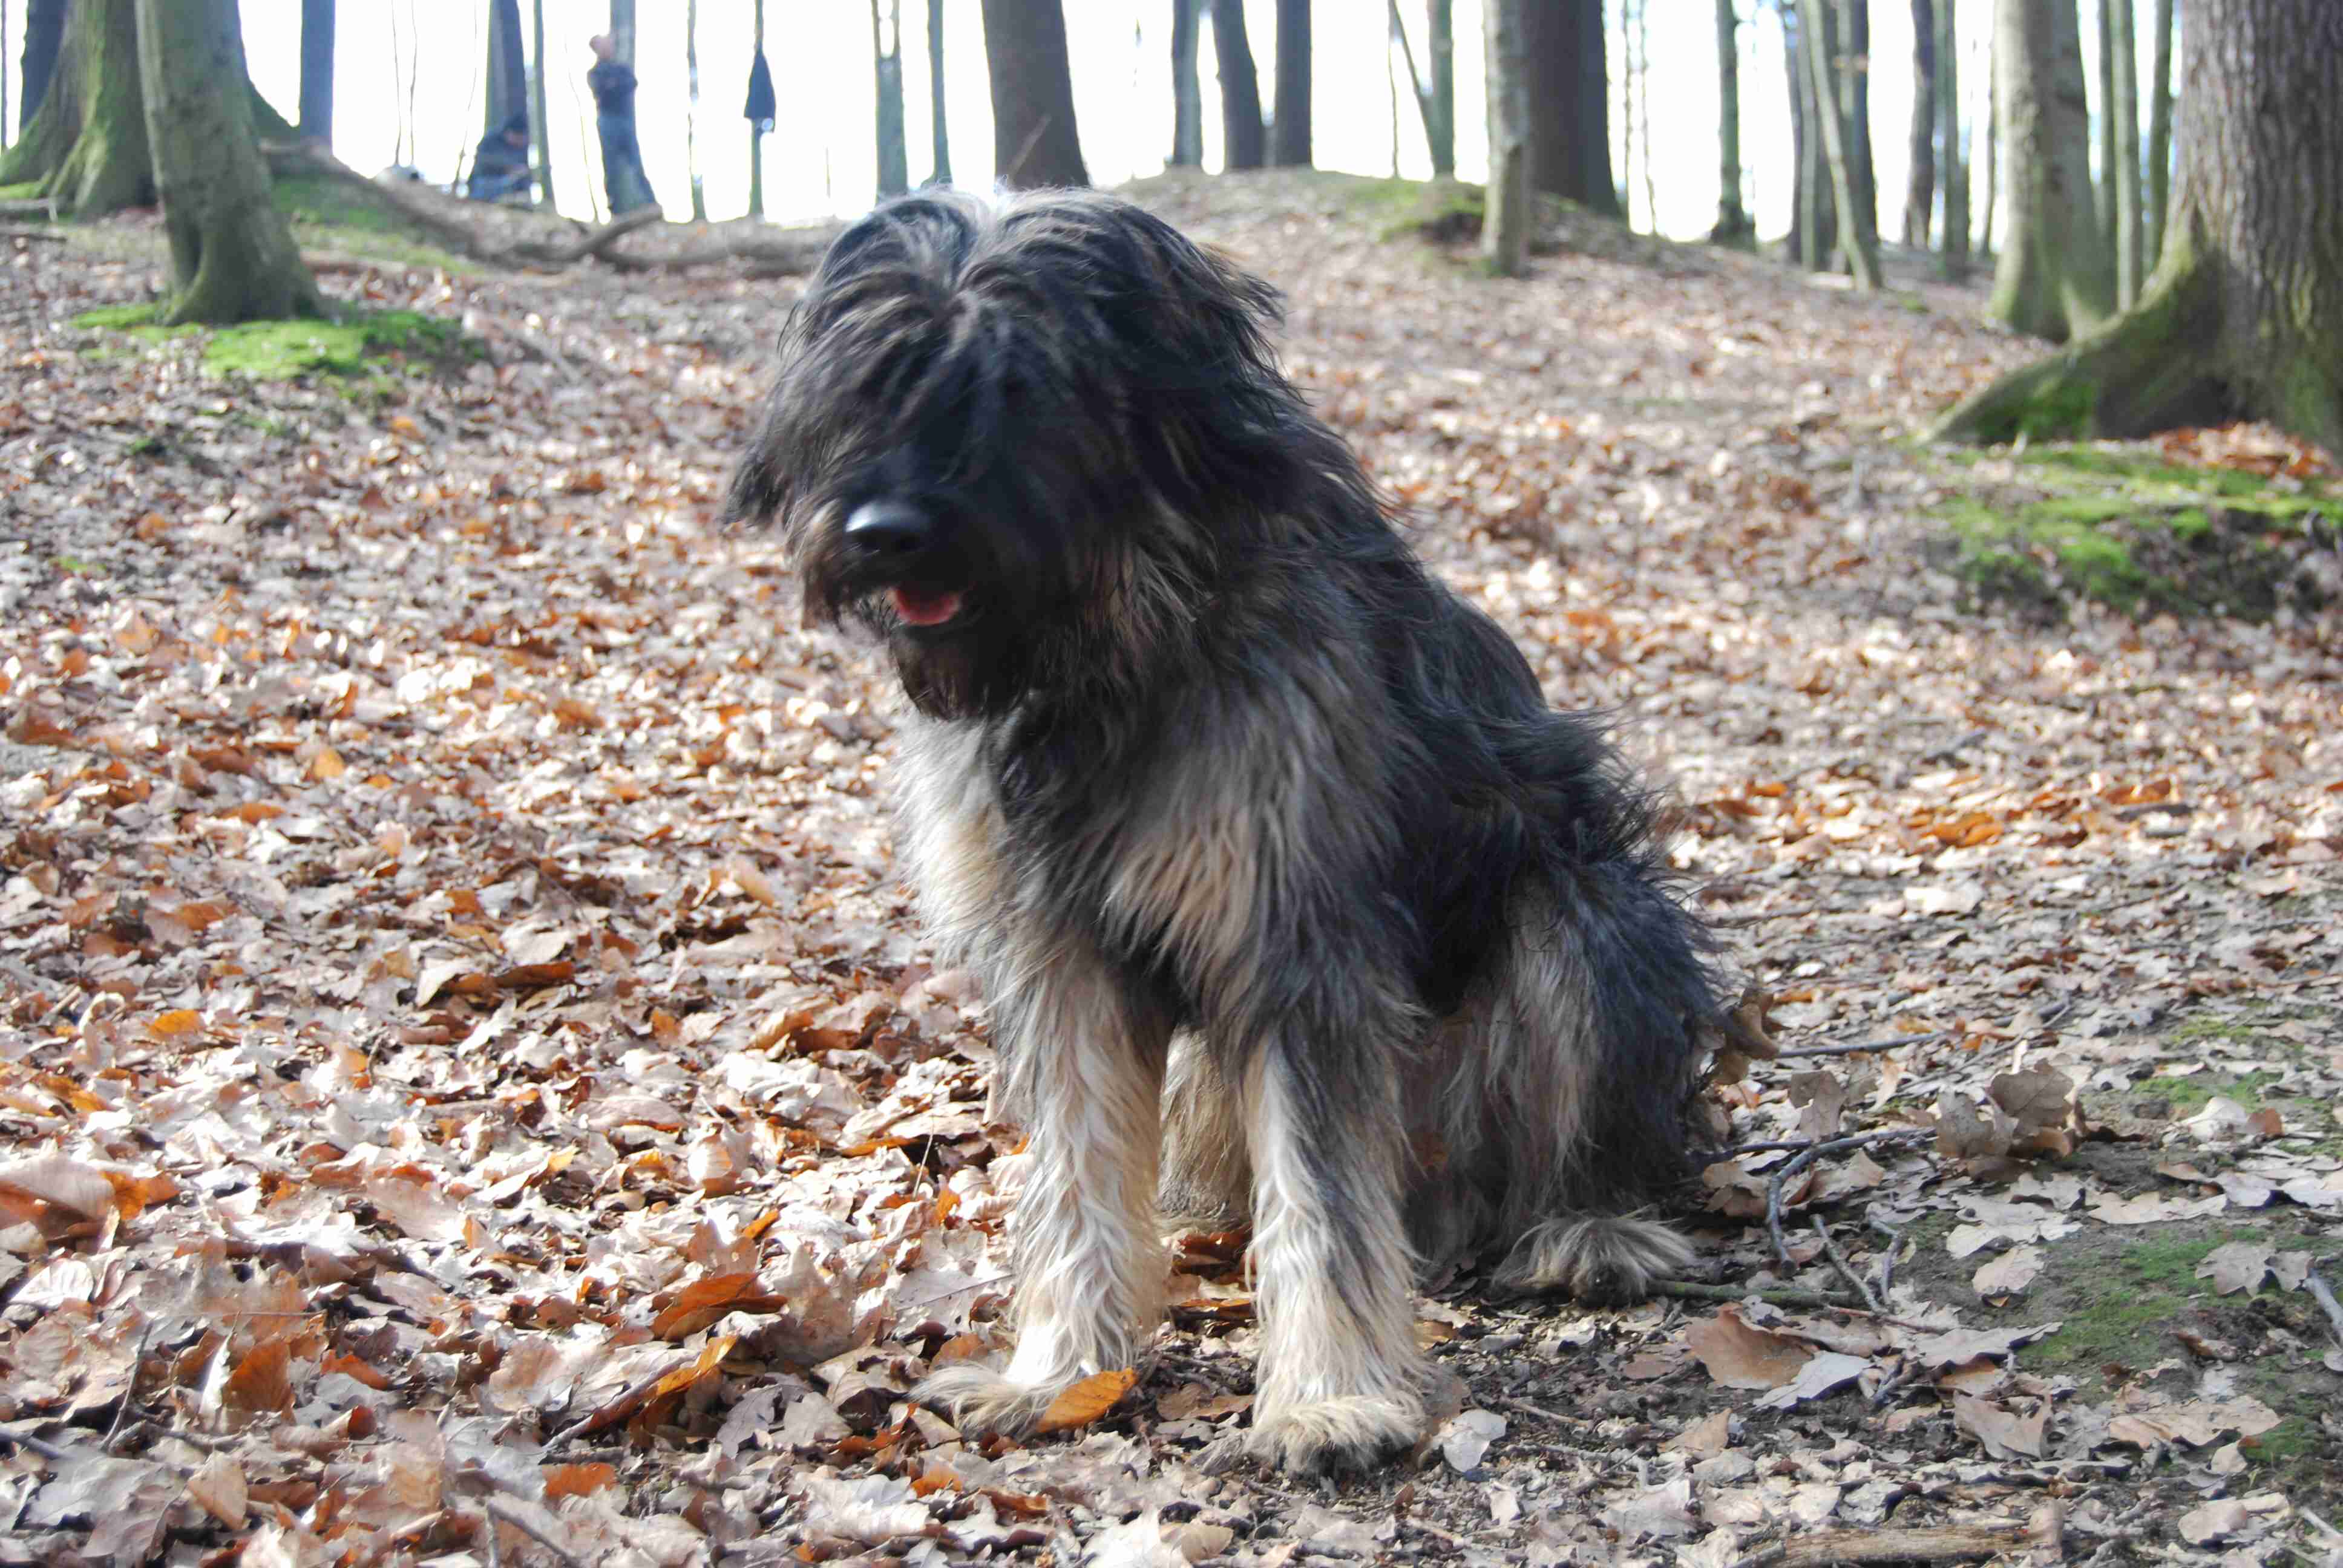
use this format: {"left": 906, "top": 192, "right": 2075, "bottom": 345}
{"left": 919, "top": 951, "right": 1170, "bottom": 1436}
{"left": 1242, "top": 1034, "right": 1427, "bottom": 1473}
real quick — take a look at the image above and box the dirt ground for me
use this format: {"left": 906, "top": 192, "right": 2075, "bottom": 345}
{"left": 1, "top": 169, "right": 2339, "bottom": 1567}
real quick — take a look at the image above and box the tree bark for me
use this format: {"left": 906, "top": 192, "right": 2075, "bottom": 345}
{"left": 18, "top": 0, "right": 65, "bottom": 137}
{"left": 1783, "top": 0, "right": 1828, "bottom": 268}
{"left": 686, "top": 0, "right": 707, "bottom": 218}
{"left": 2109, "top": 0, "right": 2140, "bottom": 305}
{"left": 1985, "top": 0, "right": 2109, "bottom": 340}
{"left": 0, "top": 0, "right": 150, "bottom": 215}
{"left": 2095, "top": 0, "right": 2115, "bottom": 258}
{"left": 1271, "top": 0, "right": 1309, "bottom": 166}
{"left": 531, "top": 0, "right": 555, "bottom": 205}
{"left": 1481, "top": 0, "right": 1529, "bottom": 276}
{"left": 1170, "top": 0, "right": 1203, "bottom": 166}
{"left": 487, "top": 0, "right": 526, "bottom": 136}
{"left": 980, "top": 0, "right": 1087, "bottom": 188}
{"left": 1804, "top": 0, "right": 1881, "bottom": 286}
{"left": 139, "top": 0, "right": 323, "bottom": 323}
{"left": 1904, "top": 0, "right": 1935, "bottom": 246}
{"left": 874, "top": 0, "right": 908, "bottom": 198}
{"left": 1525, "top": 1, "right": 1619, "bottom": 217}
{"left": 1979, "top": 10, "right": 1997, "bottom": 256}
{"left": 1210, "top": 0, "right": 1265, "bottom": 171}
{"left": 1935, "top": 0, "right": 1967, "bottom": 276}
{"left": 2144, "top": 0, "right": 2172, "bottom": 267}
{"left": 928, "top": 0, "right": 951, "bottom": 183}
{"left": 1936, "top": 0, "right": 2343, "bottom": 457}
{"left": 1843, "top": 0, "right": 1876, "bottom": 244}
{"left": 1389, "top": 0, "right": 1455, "bottom": 178}
{"left": 1711, "top": 0, "right": 1751, "bottom": 242}
{"left": 298, "top": 0, "right": 333, "bottom": 145}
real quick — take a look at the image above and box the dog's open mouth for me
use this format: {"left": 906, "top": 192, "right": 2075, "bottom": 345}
{"left": 890, "top": 586, "right": 965, "bottom": 627}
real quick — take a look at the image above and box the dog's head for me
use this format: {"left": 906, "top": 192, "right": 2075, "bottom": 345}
{"left": 727, "top": 189, "right": 1331, "bottom": 717}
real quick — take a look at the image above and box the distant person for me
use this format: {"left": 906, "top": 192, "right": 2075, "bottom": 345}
{"left": 588, "top": 34, "right": 660, "bottom": 217}
{"left": 467, "top": 112, "right": 533, "bottom": 203}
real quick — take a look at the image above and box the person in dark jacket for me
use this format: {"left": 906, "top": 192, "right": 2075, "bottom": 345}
{"left": 588, "top": 34, "right": 660, "bottom": 216}
{"left": 466, "top": 111, "right": 534, "bottom": 203}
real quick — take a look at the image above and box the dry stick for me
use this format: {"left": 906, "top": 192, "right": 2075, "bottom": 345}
{"left": 1811, "top": 1215, "right": 1886, "bottom": 1315}
{"left": 1869, "top": 1215, "right": 1906, "bottom": 1302}
{"left": 1731, "top": 1517, "right": 2058, "bottom": 1568}
{"left": 481, "top": 1500, "right": 588, "bottom": 1568}
{"left": 1652, "top": 1279, "right": 1861, "bottom": 1312}
{"left": 0, "top": 1428, "right": 74, "bottom": 1463}
{"left": 102, "top": 1322, "right": 151, "bottom": 1451}
{"left": 1771, "top": 1031, "right": 1950, "bottom": 1060}
{"left": 1727, "top": 1126, "right": 1935, "bottom": 1157}
{"left": 1767, "top": 1129, "right": 1937, "bottom": 1270}
{"left": 2305, "top": 1270, "right": 2343, "bottom": 1345}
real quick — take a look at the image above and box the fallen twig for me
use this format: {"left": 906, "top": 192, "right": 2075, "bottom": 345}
{"left": 1812, "top": 1215, "right": 1886, "bottom": 1314}
{"left": 1652, "top": 1279, "right": 1862, "bottom": 1312}
{"left": 482, "top": 1499, "right": 588, "bottom": 1568}
{"left": 2, "top": 225, "right": 68, "bottom": 243}
{"left": 1727, "top": 1126, "right": 1936, "bottom": 1157}
{"left": 1768, "top": 1129, "right": 1936, "bottom": 1269}
{"left": 1869, "top": 1215, "right": 1906, "bottom": 1301}
{"left": 1731, "top": 1513, "right": 2059, "bottom": 1568}
{"left": 0, "top": 1427, "right": 74, "bottom": 1462}
{"left": 1771, "top": 1031, "right": 1950, "bottom": 1060}
{"left": 2305, "top": 1270, "right": 2343, "bottom": 1345}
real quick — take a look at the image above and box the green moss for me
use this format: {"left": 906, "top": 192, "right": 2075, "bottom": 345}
{"left": 270, "top": 173, "right": 474, "bottom": 273}
{"left": 2012, "top": 378, "right": 2097, "bottom": 443}
{"left": 0, "top": 180, "right": 47, "bottom": 203}
{"left": 2028, "top": 1235, "right": 2224, "bottom": 1375}
{"left": 2171, "top": 506, "right": 2214, "bottom": 540}
{"left": 70, "top": 304, "right": 480, "bottom": 382}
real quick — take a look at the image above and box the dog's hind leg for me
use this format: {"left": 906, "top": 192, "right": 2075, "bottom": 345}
{"left": 917, "top": 950, "right": 1172, "bottom": 1436}
{"left": 1158, "top": 1033, "right": 1252, "bottom": 1232}
{"left": 1241, "top": 1030, "right": 1428, "bottom": 1474}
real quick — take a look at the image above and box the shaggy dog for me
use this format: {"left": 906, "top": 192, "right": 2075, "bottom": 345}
{"left": 727, "top": 189, "right": 1718, "bottom": 1474}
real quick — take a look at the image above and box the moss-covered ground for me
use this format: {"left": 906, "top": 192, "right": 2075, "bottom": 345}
{"left": 70, "top": 304, "right": 482, "bottom": 384}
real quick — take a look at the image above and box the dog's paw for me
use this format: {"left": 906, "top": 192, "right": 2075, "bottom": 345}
{"left": 1498, "top": 1213, "right": 1695, "bottom": 1305}
{"left": 1247, "top": 1396, "right": 1421, "bottom": 1475}
{"left": 915, "top": 1362, "right": 1060, "bottom": 1438}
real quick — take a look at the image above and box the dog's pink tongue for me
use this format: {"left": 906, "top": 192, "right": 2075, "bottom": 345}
{"left": 891, "top": 586, "right": 963, "bottom": 626}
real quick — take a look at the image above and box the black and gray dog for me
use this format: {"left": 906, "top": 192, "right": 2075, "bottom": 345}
{"left": 727, "top": 189, "right": 1719, "bottom": 1474}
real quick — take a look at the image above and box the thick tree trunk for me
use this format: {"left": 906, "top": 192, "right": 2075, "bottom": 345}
{"left": 1936, "top": 0, "right": 2343, "bottom": 456}
{"left": 1170, "top": 0, "right": 1203, "bottom": 166}
{"left": 1210, "top": 0, "right": 1265, "bottom": 171}
{"left": 2144, "top": 0, "right": 2172, "bottom": 266}
{"left": 1712, "top": 0, "right": 1751, "bottom": 243}
{"left": 1804, "top": 0, "right": 1881, "bottom": 286}
{"left": 1271, "top": 0, "right": 1309, "bottom": 167}
{"left": 1904, "top": 0, "right": 1935, "bottom": 247}
{"left": 1984, "top": 0, "right": 2110, "bottom": 341}
{"left": 1843, "top": 0, "right": 1876, "bottom": 243}
{"left": 1936, "top": 0, "right": 1968, "bottom": 277}
{"left": 1783, "top": 1, "right": 1832, "bottom": 269}
{"left": 1481, "top": 0, "right": 1529, "bottom": 277}
{"left": 298, "top": 0, "right": 332, "bottom": 144}
{"left": 979, "top": 0, "right": 1087, "bottom": 188}
{"left": 531, "top": 0, "right": 555, "bottom": 206}
{"left": 139, "top": 0, "right": 323, "bottom": 323}
{"left": 0, "top": 0, "right": 149, "bottom": 215}
{"left": 487, "top": 0, "right": 525, "bottom": 136}
{"left": 18, "top": 0, "right": 65, "bottom": 137}
{"left": 874, "top": 0, "right": 908, "bottom": 199}
{"left": 928, "top": 0, "right": 951, "bottom": 183}
{"left": 2109, "top": 0, "right": 2140, "bottom": 305}
{"left": 1525, "top": 1, "right": 1619, "bottom": 217}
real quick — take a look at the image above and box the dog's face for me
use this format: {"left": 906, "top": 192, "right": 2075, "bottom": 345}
{"left": 727, "top": 191, "right": 1306, "bottom": 718}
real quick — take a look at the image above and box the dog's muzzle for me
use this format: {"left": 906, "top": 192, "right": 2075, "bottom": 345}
{"left": 843, "top": 500, "right": 965, "bottom": 627}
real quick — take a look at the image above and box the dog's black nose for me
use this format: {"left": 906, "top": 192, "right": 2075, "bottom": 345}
{"left": 844, "top": 500, "right": 934, "bottom": 558}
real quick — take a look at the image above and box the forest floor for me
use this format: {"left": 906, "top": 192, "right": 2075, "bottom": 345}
{"left": 2, "top": 171, "right": 2341, "bottom": 1568}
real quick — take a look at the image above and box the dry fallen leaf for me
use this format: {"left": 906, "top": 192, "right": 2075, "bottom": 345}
{"left": 1685, "top": 1307, "right": 1814, "bottom": 1390}
{"left": 1032, "top": 1368, "right": 1138, "bottom": 1434}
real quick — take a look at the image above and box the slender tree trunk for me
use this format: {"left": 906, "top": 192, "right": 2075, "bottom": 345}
{"left": 1388, "top": 21, "right": 1399, "bottom": 177}
{"left": 137, "top": 0, "right": 323, "bottom": 322}
{"left": 530, "top": 0, "right": 555, "bottom": 205}
{"left": 298, "top": 0, "right": 333, "bottom": 145}
{"left": 1979, "top": 13, "right": 1997, "bottom": 256}
{"left": 2109, "top": 0, "right": 2140, "bottom": 304}
{"left": 1804, "top": 0, "right": 1882, "bottom": 286}
{"left": 1712, "top": 0, "right": 1751, "bottom": 243}
{"left": 1481, "top": 0, "right": 1529, "bottom": 276}
{"left": 874, "top": 0, "right": 908, "bottom": 198}
{"left": 1936, "top": 0, "right": 1968, "bottom": 277}
{"left": 1905, "top": 0, "right": 1935, "bottom": 246}
{"left": 1843, "top": 0, "right": 1876, "bottom": 243}
{"left": 2095, "top": 0, "right": 2114, "bottom": 257}
{"left": 1619, "top": 0, "right": 1636, "bottom": 227}
{"left": 928, "top": 0, "right": 951, "bottom": 183}
{"left": 1170, "top": 0, "right": 1203, "bottom": 166}
{"left": 1783, "top": 1, "right": 1821, "bottom": 266}
{"left": 980, "top": 0, "right": 1087, "bottom": 188}
{"left": 2144, "top": 0, "right": 2172, "bottom": 266}
{"left": 18, "top": 0, "right": 64, "bottom": 137}
{"left": 1271, "top": 0, "right": 1309, "bottom": 166}
{"left": 1794, "top": 1, "right": 1838, "bottom": 270}
{"left": 747, "top": 0, "right": 765, "bottom": 215}
{"left": 1389, "top": 0, "right": 1455, "bottom": 179}
{"left": 1210, "top": 0, "right": 1265, "bottom": 171}
{"left": 1985, "top": 0, "right": 2111, "bottom": 340}
{"left": 1937, "top": 0, "right": 2343, "bottom": 457}
{"left": 1525, "top": 1, "right": 1619, "bottom": 217}
{"left": 685, "top": 0, "right": 706, "bottom": 218}
{"left": 1634, "top": 0, "right": 1656, "bottom": 227}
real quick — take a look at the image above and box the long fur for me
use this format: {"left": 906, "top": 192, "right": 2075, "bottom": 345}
{"left": 729, "top": 189, "right": 1720, "bottom": 1474}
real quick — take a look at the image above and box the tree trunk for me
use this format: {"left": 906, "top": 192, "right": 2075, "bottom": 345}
{"left": 1843, "top": 0, "right": 1876, "bottom": 244}
{"left": 1633, "top": 0, "right": 1657, "bottom": 229}
{"left": 1791, "top": 2, "right": 1838, "bottom": 271}
{"left": 297, "top": 0, "right": 332, "bottom": 144}
{"left": 874, "top": 0, "right": 908, "bottom": 198}
{"left": 2095, "top": 0, "right": 2114, "bottom": 258}
{"left": 2109, "top": 0, "right": 2140, "bottom": 304}
{"left": 1904, "top": 0, "right": 1935, "bottom": 246}
{"left": 1429, "top": 0, "right": 1453, "bottom": 178}
{"left": 979, "top": 0, "right": 1087, "bottom": 188}
{"left": 1985, "top": 0, "right": 2111, "bottom": 340}
{"left": 1936, "top": 0, "right": 2343, "bottom": 456}
{"left": 1781, "top": 1, "right": 1820, "bottom": 266}
{"left": 1210, "top": 0, "right": 1265, "bottom": 171}
{"left": 609, "top": 0, "right": 635, "bottom": 64}
{"left": 1712, "top": 0, "right": 1751, "bottom": 243}
{"left": 1979, "top": 11, "right": 1997, "bottom": 256}
{"left": 18, "top": 0, "right": 65, "bottom": 137}
{"left": 1170, "top": 0, "right": 1203, "bottom": 166}
{"left": 1804, "top": 0, "right": 1881, "bottom": 286}
{"left": 1271, "top": 0, "right": 1309, "bottom": 166}
{"left": 1525, "top": 1, "right": 1619, "bottom": 217}
{"left": 1481, "top": 0, "right": 1529, "bottom": 276}
{"left": 684, "top": 0, "right": 706, "bottom": 218}
{"left": 1619, "top": 0, "right": 1636, "bottom": 227}
{"left": 1936, "top": 0, "right": 1968, "bottom": 277}
{"left": 0, "top": 0, "right": 149, "bottom": 215}
{"left": 928, "top": 0, "right": 951, "bottom": 183}
{"left": 487, "top": 0, "right": 526, "bottom": 136}
{"left": 2144, "top": 0, "right": 2172, "bottom": 267}
{"left": 747, "top": 0, "right": 764, "bottom": 215}
{"left": 531, "top": 0, "right": 555, "bottom": 205}
{"left": 138, "top": 0, "right": 323, "bottom": 323}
